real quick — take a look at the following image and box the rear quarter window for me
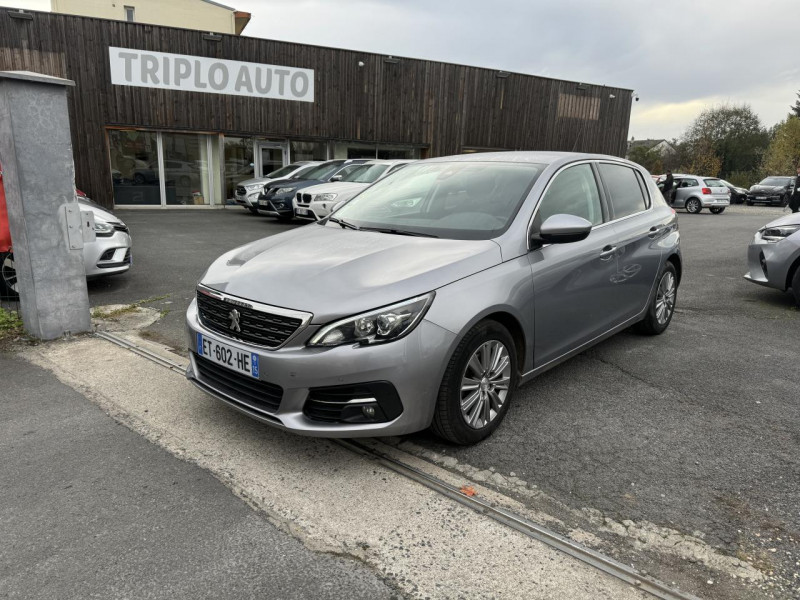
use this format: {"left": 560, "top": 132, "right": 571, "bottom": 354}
{"left": 598, "top": 163, "right": 648, "bottom": 219}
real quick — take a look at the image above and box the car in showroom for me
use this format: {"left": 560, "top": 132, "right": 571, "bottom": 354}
{"left": 746, "top": 176, "right": 795, "bottom": 206}
{"left": 186, "top": 152, "right": 681, "bottom": 444}
{"left": 257, "top": 159, "right": 369, "bottom": 221}
{"left": 656, "top": 173, "right": 730, "bottom": 213}
{"left": 234, "top": 161, "right": 319, "bottom": 213}
{"left": 744, "top": 212, "right": 800, "bottom": 305}
{"left": 1, "top": 188, "right": 132, "bottom": 298}
{"left": 294, "top": 160, "right": 413, "bottom": 221}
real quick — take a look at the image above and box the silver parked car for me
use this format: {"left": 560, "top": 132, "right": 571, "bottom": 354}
{"left": 744, "top": 212, "right": 800, "bottom": 305}
{"left": 186, "top": 152, "right": 681, "bottom": 444}
{"left": 234, "top": 162, "right": 320, "bottom": 213}
{"left": 657, "top": 173, "right": 730, "bottom": 214}
{"left": 1, "top": 198, "right": 132, "bottom": 297}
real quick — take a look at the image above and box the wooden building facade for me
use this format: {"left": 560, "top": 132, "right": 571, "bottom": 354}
{"left": 0, "top": 9, "right": 633, "bottom": 209}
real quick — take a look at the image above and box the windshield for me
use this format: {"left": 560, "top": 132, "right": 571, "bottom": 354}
{"left": 342, "top": 164, "right": 390, "bottom": 183}
{"left": 266, "top": 164, "right": 299, "bottom": 178}
{"left": 760, "top": 177, "right": 792, "bottom": 186}
{"left": 301, "top": 162, "right": 344, "bottom": 180}
{"left": 329, "top": 161, "right": 544, "bottom": 240}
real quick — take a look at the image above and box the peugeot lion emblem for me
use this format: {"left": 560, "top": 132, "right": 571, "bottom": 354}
{"left": 229, "top": 308, "right": 241, "bottom": 332}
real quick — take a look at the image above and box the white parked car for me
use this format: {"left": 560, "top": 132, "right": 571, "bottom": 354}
{"left": 234, "top": 162, "right": 320, "bottom": 213}
{"left": 293, "top": 160, "right": 413, "bottom": 221}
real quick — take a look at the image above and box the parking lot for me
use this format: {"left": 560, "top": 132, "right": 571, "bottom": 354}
{"left": 85, "top": 204, "right": 799, "bottom": 598}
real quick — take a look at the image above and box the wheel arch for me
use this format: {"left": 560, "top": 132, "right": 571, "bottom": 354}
{"left": 666, "top": 252, "right": 682, "bottom": 285}
{"left": 481, "top": 311, "right": 527, "bottom": 374}
{"left": 785, "top": 252, "right": 800, "bottom": 291}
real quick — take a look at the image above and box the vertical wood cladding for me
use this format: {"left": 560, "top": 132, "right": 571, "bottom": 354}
{"left": 0, "top": 10, "right": 632, "bottom": 207}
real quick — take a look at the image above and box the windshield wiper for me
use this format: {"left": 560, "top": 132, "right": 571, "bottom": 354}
{"left": 328, "top": 216, "right": 359, "bottom": 230}
{"left": 360, "top": 226, "right": 438, "bottom": 238}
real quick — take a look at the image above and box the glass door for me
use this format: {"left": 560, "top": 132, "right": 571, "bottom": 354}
{"left": 257, "top": 143, "right": 288, "bottom": 178}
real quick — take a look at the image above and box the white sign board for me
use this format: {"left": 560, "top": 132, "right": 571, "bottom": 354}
{"left": 109, "top": 47, "right": 314, "bottom": 103}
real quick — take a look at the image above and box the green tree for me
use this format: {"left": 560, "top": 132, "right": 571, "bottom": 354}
{"left": 681, "top": 104, "right": 768, "bottom": 178}
{"left": 685, "top": 137, "right": 722, "bottom": 177}
{"left": 762, "top": 116, "right": 800, "bottom": 175}
{"left": 791, "top": 91, "right": 800, "bottom": 118}
{"left": 627, "top": 146, "right": 663, "bottom": 174}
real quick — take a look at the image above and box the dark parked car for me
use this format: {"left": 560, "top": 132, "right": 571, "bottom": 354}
{"left": 720, "top": 179, "right": 749, "bottom": 205}
{"left": 747, "top": 176, "right": 794, "bottom": 206}
{"left": 257, "top": 159, "right": 369, "bottom": 221}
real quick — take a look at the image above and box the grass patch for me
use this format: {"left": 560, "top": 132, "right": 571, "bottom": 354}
{"left": 0, "top": 307, "right": 24, "bottom": 344}
{"left": 92, "top": 294, "right": 170, "bottom": 320}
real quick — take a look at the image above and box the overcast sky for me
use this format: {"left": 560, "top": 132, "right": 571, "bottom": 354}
{"left": 4, "top": 0, "right": 798, "bottom": 141}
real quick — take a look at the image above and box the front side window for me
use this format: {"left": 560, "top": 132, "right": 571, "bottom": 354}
{"left": 342, "top": 164, "right": 390, "bottom": 183}
{"left": 332, "top": 161, "right": 544, "bottom": 240}
{"left": 599, "top": 163, "right": 648, "bottom": 219}
{"left": 532, "top": 164, "right": 603, "bottom": 230}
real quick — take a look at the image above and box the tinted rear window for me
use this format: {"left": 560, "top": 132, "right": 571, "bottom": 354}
{"left": 598, "top": 163, "right": 648, "bottom": 219}
{"left": 704, "top": 179, "right": 726, "bottom": 187}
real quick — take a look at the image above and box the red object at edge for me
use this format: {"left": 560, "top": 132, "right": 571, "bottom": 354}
{"left": 0, "top": 161, "right": 12, "bottom": 254}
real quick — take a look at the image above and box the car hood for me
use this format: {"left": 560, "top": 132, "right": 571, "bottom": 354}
{"left": 764, "top": 212, "right": 800, "bottom": 228}
{"left": 79, "top": 200, "right": 125, "bottom": 226}
{"left": 200, "top": 224, "right": 502, "bottom": 323}
{"left": 303, "top": 181, "right": 368, "bottom": 197}
{"left": 750, "top": 185, "right": 785, "bottom": 192}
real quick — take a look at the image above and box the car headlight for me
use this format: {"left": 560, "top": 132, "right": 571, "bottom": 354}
{"left": 94, "top": 219, "right": 114, "bottom": 237}
{"left": 761, "top": 224, "right": 800, "bottom": 242}
{"left": 315, "top": 193, "right": 338, "bottom": 203}
{"left": 245, "top": 184, "right": 262, "bottom": 191}
{"left": 274, "top": 187, "right": 295, "bottom": 195}
{"left": 308, "top": 293, "right": 435, "bottom": 347}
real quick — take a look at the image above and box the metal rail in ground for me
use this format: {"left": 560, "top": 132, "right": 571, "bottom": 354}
{"left": 96, "top": 331, "right": 702, "bottom": 600}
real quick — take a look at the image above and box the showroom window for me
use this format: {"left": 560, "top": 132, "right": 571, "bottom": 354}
{"left": 108, "top": 129, "right": 221, "bottom": 207}
{"left": 223, "top": 136, "right": 254, "bottom": 202}
{"left": 291, "top": 141, "right": 327, "bottom": 162}
{"left": 332, "top": 142, "right": 420, "bottom": 160}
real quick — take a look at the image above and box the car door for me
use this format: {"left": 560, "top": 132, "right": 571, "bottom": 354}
{"left": 673, "top": 177, "right": 699, "bottom": 207}
{"left": 528, "top": 162, "right": 620, "bottom": 368}
{"left": 596, "top": 162, "right": 664, "bottom": 322}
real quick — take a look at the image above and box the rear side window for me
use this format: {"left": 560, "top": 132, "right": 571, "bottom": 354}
{"left": 599, "top": 163, "right": 648, "bottom": 219}
{"left": 533, "top": 163, "right": 604, "bottom": 229}
{"left": 704, "top": 179, "right": 726, "bottom": 188}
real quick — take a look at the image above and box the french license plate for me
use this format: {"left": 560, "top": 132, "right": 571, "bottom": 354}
{"left": 296, "top": 207, "right": 309, "bottom": 215}
{"left": 756, "top": 196, "right": 766, "bottom": 200}
{"left": 196, "top": 332, "right": 259, "bottom": 379}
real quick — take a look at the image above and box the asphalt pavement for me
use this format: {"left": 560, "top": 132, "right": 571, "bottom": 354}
{"left": 0, "top": 354, "right": 399, "bottom": 600}
{"left": 86, "top": 203, "right": 799, "bottom": 597}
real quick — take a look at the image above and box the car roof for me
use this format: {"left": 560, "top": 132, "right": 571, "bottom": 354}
{"left": 363, "top": 159, "right": 416, "bottom": 165}
{"left": 423, "top": 151, "right": 647, "bottom": 168}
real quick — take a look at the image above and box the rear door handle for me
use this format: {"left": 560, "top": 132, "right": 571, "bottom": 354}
{"left": 599, "top": 245, "right": 616, "bottom": 260}
{"left": 648, "top": 225, "right": 664, "bottom": 238}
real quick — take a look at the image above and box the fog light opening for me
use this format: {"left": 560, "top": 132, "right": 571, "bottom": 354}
{"left": 759, "top": 251, "right": 768, "bottom": 278}
{"left": 362, "top": 405, "right": 376, "bottom": 418}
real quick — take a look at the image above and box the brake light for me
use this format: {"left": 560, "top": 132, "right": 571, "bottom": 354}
{"left": 701, "top": 187, "right": 712, "bottom": 195}
{"left": 75, "top": 189, "right": 87, "bottom": 197}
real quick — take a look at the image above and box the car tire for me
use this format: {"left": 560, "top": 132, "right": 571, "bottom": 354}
{"left": 791, "top": 266, "right": 800, "bottom": 308}
{"left": 431, "top": 320, "right": 518, "bottom": 445}
{"left": 710, "top": 207, "right": 725, "bottom": 214}
{"left": 635, "top": 262, "right": 678, "bottom": 336}
{"left": 780, "top": 194, "right": 789, "bottom": 207}
{"left": 685, "top": 198, "right": 702, "bottom": 214}
{"left": 0, "top": 252, "right": 19, "bottom": 300}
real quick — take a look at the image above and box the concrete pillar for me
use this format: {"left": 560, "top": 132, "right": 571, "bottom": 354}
{"left": 0, "top": 71, "right": 91, "bottom": 339}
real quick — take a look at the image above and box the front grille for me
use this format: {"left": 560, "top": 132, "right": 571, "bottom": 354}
{"left": 302, "top": 193, "right": 312, "bottom": 204}
{"left": 113, "top": 223, "right": 129, "bottom": 234}
{"left": 194, "top": 354, "right": 283, "bottom": 413}
{"left": 197, "top": 291, "right": 303, "bottom": 348}
{"left": 236, "top": 186, "right": 247, "bottom": 195}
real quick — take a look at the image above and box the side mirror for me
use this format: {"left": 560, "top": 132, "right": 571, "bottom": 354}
{"left": 330, "top": 175, "right": 343, "bottom": 182}
{"left": 532, "top": 214, "right": 593, "bottom": 247}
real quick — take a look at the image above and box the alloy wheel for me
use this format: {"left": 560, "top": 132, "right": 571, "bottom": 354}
{"left": 655, "top": 271, "right": 676, "bottom": 325}
{"left": 686, "top": 199, "right": 700, "bottom": 213}
{"left": 460, "top": 340, "right": 511, "bottom": 429}
{"left": 1, "top": 253, "right": 19, "bottom": 294}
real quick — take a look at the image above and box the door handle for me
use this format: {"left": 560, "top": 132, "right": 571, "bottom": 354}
{"left": 599, "top": 245, "right": 616, "bottom": 260}
{"left": 648, "top": 225, "right": 666, "bottom": 238}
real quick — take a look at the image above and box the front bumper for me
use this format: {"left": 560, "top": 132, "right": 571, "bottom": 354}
{"left": 83, "top": 230, "right": 132, "bottom": 277}
{"left": 257, "top": 194, "right": 293, "bottom": 217}
{"left": 293, "top": 204, "right": 320, "bottom": 221}
{"left": 235, "top": 189, "right": 261, "bottom": 208}
{"left": 747, "top": 193, "right": 784, "bottom": 205}
{"left": 184, "top": 299, "right": 456, "bottom": 437}
{"left": 743, "top": 231, "right": 794, "bottom": 290}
